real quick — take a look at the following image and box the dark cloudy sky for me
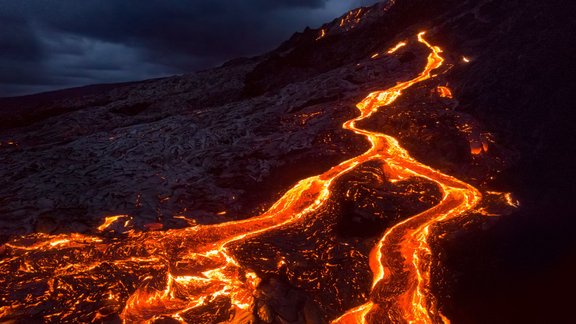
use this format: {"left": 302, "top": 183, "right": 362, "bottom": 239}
{"left": 0, "top": 0, "right": 381, "bottom": 97}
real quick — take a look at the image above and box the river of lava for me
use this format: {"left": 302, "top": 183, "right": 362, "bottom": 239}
{"left": 0, "top": 32, "right": 481, "bottom": 323}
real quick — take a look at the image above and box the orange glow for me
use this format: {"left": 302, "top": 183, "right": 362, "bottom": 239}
{"left": 0, "top": 140, "right": 18, "bottom": 147}
{"left": 470, "top": 139, "right": 488, "bottom": 155}
{"left": 482, "top": 139, "right": 489, "bottom": 153}
{"left": 387, "top": 41, "right": 407, "bottom": 54}
{"left": 316, "top": 28, "right": 326, "bottom": 40}
{"left": 505, "top": 193, "right": 520, "bottom": 208}
{"left": 437, "top": 86, "right": 453, "bottom": 98}
{"left": 331, "top": 302, "right": 374, "bottom": 324}
{"left": 372, "top": 41, "right": 406, "bottom": 59}
{"left": 97, "top": 214, "right": 130, "bottom": 232}
{"left": 462, "top": 56, "right": 470, "bottom": 63}
{"left": 487, "top": 191, "right": 520, "bottom": 208}
{"left": 339, "top": 8, "right": 364, "bottom": 30}
{"left": 0, "top": 32, "right": 496, "bottom": 323}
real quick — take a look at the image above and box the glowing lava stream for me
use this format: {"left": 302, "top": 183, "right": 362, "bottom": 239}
{"left": 332, "top": 32, "right": 481, "bottom": 324}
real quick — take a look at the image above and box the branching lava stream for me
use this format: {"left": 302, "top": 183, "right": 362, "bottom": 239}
{"left": 0, "top": 32, "right": 483, "bottom": 323}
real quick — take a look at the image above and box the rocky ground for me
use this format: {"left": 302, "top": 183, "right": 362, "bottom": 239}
{"left": 0, "top": 0, "right": 574, "bottom": 322}
{"left": 0, "top": 0, "right": 501, "bottom": 238}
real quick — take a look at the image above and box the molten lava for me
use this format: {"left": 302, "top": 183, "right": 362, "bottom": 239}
{"left": 437, "top": 86, "right": 453, "bottom": 98}
{"left": 387, "top": 41, "right": 407, "bottom": 54}
{"left": 0, "top": 32, "right": 504, "bottom": 323}
{"left": 316, "top": 29, "right": 327, "bottom": 41}
{"left": 331, "top": 32, "right": 481, "bottom": 324}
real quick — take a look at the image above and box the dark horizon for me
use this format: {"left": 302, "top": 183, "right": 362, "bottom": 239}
{"left": 0, "top": 0, "right": 380, "bottom": 98}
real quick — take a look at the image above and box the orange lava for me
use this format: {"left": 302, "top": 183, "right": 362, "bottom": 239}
{"left": 331, "top": 32, "right": 481, "bottom": 324}
{"left": 316, "top": 28, "right": 327, "bottom": 40}
{"left": 97, "top": 215, "right": 130, "bottom": 232}
{"left": 437, "top": 86, "right": 453, "bottom": 98}
{"left": 387, "top": 41, "right": 407, "bottom": 54}
{"left": 339, "top": 8, "right": 365, "bottom": 30}
{"left": 0, "top": 32, "right": 486, "bottom": 323}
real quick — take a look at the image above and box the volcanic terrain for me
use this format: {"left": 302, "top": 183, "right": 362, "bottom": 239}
{"left": 0, "top": 0, "right": 574, "bottom": 323}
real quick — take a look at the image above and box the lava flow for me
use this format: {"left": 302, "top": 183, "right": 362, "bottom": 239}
{"left": 0, "top": 32, "right": 484, "bottom": 323}
{"left": 332, "top": 32, "right": 481, "bottom": 324}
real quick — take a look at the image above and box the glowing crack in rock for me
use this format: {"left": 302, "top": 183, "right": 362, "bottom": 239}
{"left": 387, "top": 41, "right": 407, "bottom": 54}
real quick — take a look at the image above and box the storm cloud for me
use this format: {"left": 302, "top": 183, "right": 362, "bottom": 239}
{"left": 0, "top": 0, "right": 381, "bottom": 97}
